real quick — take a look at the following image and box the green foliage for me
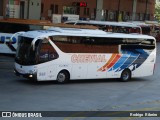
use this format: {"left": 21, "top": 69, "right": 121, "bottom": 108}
{"left": 155, "top": 4, "right": 160, "bottom": 22}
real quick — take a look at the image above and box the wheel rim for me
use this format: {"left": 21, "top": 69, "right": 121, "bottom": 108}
{"left": 122, "top": 71, "right": 129, "bottom": 81}
{"left": 57, "top": 73, "right": 66, "bottom": 82}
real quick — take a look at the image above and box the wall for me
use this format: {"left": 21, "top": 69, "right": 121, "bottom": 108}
{"left": 28, "top": 0, "right": 41, "bottom": 19}
{"left": 41, "top": 0, "right": 96, "bottom": 20}
{"left": 136, "top": 0, "right": 155, "bottom": 20}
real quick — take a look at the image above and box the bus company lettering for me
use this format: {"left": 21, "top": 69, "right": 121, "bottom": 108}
{"left": 0, "top": 35, "right": 17, "bottom": 44}
{"left": 71, "top": 54, "right": 107, "bottom": 63}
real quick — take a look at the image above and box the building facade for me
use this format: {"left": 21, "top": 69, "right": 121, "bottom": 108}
{"left": 41, "top": 0, "right": 155, "bottom": 21}
{"left": 102, "top": 0, "right": 155, "bottom": 21}
{"left": 0, "top": 0, "right": 155, "bottom": 21}
{"left": 0, "top": 0, "right": 41, "bottom": 19}
{"left": 40, "top": 0, "right": 96, "bottom": 21}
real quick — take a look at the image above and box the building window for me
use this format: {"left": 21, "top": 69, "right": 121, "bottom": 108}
{"left": 51, "top": 4, "right": 58, "bottom": 14}
{"left": 84, "top": 8, "right": 86, "bottom": 15}
{"left": 41, "top": 3, "right": 44, "bottom": 14}
{"left": 55, "top": 5, "right": 58, "bottom": 14}
{"left": 50, "top": 4, "right": 54, "bottom": 14}
{"left": 87, "top": 8, "right": 90, "bottom": 16}
{"left": 0, "top": 0, "right": 3, "bottom": 16}
{"left": 108, "top": 11, "right": 117, "bottom": 21}
{"left": 136, "top": 13, "right": 140, "bottom": 20}
{"left": 84, "top": 8, "right": 90, "bottom": 16}
{"left": 145, "top": 14, "right": 150, "bottom": 20}
{"left": 140, "top": 13, "right": 144, "bottom": 21}
{"left": 94, "top": 8, "right": 96, "bottom": 18}
{"left": 63, "top": 6, "right": 77, "bottom": 14}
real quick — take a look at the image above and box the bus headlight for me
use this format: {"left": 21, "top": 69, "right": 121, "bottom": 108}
{"left": 28, "top": 70, "right": 37, "bottom": 79}
{"left": 29, "top": 75, "right": 33, "bottom": 78}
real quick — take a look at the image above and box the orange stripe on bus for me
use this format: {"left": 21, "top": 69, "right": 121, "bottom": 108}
{"left": 107, "top": 54, "right": 121, "bottom": 69}
{"left": 98, "top": 54, "right": 117, "bottom": 71}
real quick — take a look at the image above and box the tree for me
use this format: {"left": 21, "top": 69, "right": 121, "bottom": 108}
{"left": 155, "top": 4, "right": 160, "bottom": 22}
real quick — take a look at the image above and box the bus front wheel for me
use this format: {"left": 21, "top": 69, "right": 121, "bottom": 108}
{"left": 120, "top": 69, "right": 131, "bottom": 82}
{"left": 57, "top": 70, "right": 70, "bottom": 83}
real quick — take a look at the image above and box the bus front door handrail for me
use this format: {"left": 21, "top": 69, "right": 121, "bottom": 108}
{"left": 31, "top": 35, "right": 49, "bottom": 50}
{"left": 10, "top": 31, "right": 26, "bottom": 42}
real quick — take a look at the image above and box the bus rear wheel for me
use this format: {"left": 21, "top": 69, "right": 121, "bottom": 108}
{"left": 57, "top": 70, "right": 70, "bottom": 83}
{"left": 120, "top": 69, "right": 131, "bottom": 82}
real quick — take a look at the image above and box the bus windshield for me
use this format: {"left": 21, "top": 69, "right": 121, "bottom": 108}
{"left": 15, "top": 37, "right": 39, "bottom": 65}
{"left": 15, "top": 36, "right": 59, "bottom": 65}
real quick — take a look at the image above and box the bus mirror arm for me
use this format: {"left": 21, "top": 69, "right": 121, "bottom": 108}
{"left": 31, "top": 35, "right": 49, "bottom": 50}
{"left": 10, "top": 31, "right": 25, "bottom": 42}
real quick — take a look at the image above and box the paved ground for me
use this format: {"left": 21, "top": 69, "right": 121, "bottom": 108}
{"left": 0, "top": 43, "right": 160, "bottom": 120}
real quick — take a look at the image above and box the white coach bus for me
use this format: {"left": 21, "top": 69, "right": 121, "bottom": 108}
{"left": 14, "top": 27, "right": 156, "bottom": 83}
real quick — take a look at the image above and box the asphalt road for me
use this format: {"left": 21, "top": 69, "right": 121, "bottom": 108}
{"left": 0, "top": 43, "right": 160, "bottom": 120}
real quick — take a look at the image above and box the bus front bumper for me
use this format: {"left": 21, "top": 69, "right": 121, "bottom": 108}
{"left": 14, "top": 69, "right": 37, "bottom": 80}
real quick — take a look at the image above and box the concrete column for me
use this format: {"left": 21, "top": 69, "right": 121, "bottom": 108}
{"left": 132, "top": 0, "right": 137, "bottom": 21}
{"left": 96, "top": 0, "right": 104, "bottom": 21}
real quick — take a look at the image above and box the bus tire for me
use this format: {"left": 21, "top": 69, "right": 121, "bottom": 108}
{"left": 120, "top": 69, "right": 131, "bottom": 82}
{"left": 57, "top": 70, "right": 70, "bottom": 83}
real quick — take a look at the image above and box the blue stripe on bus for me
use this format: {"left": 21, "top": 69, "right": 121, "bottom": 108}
{"left": 0, "top": 36, "right": 5, "bottom": 43}
{"left": 117, "top": 49, "right": 149, "bottom": 72}
{"left": 128, "top": 49, "right": 149, "bottom": 71}
{"left": 108, "top": 54, "right": 128, "bottom": 71}
{"left": 116, "top": 55, "right": 138, "bottom": 72}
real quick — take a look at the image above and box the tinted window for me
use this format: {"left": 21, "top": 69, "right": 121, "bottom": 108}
{"left": 50, "top": 36, "right": 155, "bottom": 53}
{"left": 38, "top": 39, "right": 59, "bottom": 64}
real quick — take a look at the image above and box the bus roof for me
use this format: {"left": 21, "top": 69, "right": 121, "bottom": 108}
{"left": 65, "top": 20, "right": 141, "bottom": 28}
{"left": 21, "top": 27, "right": 155, "bottom": 40}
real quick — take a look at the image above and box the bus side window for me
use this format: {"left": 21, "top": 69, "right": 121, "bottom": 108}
{"left": 38, "top": 41, "right": 58, "bottom": 63}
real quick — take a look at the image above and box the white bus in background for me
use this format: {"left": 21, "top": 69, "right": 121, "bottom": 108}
{"left": 129, "top": 21, "right": 160, "bottom": 41}
{"left": 14, "top": 27, "right": 156, "bottom": 83}
{"left": 65, "top": 20, "right": 142, "bottom": 34}
{"left": 0, "top": 18, "right": 52, "bottom": 54}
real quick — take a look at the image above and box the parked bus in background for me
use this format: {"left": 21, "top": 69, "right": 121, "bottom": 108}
{"left": 65, "top": 20, "right": 142, "bottom": 34}
{"left": 0, "top": 18, "right": 52, "bottom": 54}
{"left": 128, "top": 21, "right": 160, "bottom": 42}
{"left": 145, "top": 21, "right": 160, "bottom": 42}
{"left": 14, "top": 27, "right": 156, "bottom": 83}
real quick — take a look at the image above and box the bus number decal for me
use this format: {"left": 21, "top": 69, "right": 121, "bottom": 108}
{"left": 39, "top": 72, "right": 46, "bottom": 76}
